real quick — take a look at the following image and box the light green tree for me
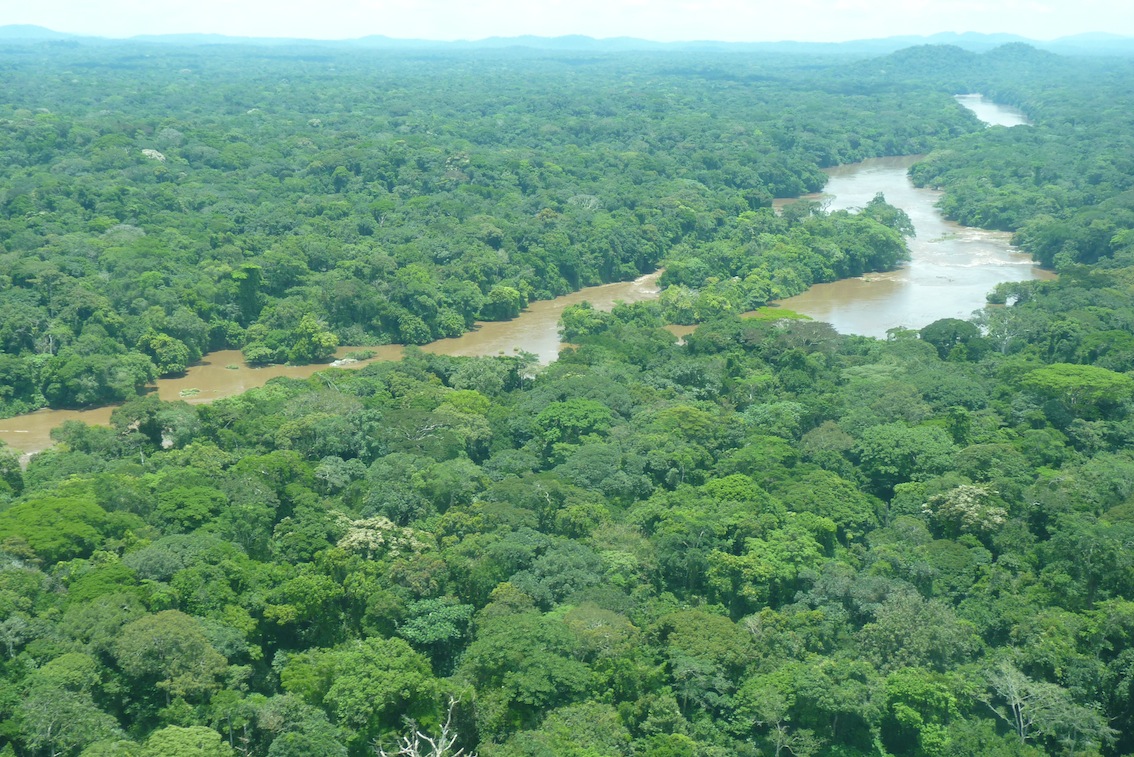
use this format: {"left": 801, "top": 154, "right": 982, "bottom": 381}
{"left": 139, "top": 726, "right": 234, "bottom": 757}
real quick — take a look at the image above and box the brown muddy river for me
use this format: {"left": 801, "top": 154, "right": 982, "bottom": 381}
{"left": 775, "top": 96, "right": 1050, "bottom": 337}
{"left": 0, "top": 272, "right": 663, "bottom": 458}
{"left": 420, "top": 271, "right": 663, "bottom": 363}
{"left": 0, "top": 97, "right": 1045, "bottom": 459}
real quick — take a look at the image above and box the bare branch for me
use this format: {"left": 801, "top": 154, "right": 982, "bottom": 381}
{"left": 374, "top": 697, "right": 475, "bottom": 757}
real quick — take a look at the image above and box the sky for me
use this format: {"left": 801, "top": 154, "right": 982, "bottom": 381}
{"left": 4, "top": 0, "right": 1133, "bottom": 42}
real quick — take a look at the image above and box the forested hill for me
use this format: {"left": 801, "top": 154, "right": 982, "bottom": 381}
{"left": 4, "top": 42, "right": 1134, "bottom": 757}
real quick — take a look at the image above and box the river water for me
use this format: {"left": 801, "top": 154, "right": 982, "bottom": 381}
{"left": 420, "top": 271, "right": 663, "bottom": 363}
{"left": 954, "top": 93, "right": 1030, "bottom": 127}
{"left": 0, "top": 96, "right": 1042, "bottom": 459}
{"left": 0, "top": 272, "right": 663, "bottom": 458}
{"left": 775, "top": 96, "right": 1049, "bottom": 337}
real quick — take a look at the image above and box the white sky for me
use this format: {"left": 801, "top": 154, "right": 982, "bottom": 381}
{"left": 4, "top": 0, "right": 1132, "bottom": 42}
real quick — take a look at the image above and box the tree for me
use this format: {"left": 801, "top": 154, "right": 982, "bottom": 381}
{"left": 280, "top": 636, "right": 438, "bottom": 748}
{"left": 80, "top": 740, "right": 144, "bottom": 756}
{"left": 0, "top": 493, "right": 110, "bottom": 564}
{"left": 982, "top": 661, "right": 1115, "bottom": 754}
{"left": 489, "top": 701, "right": 631, "bottom": 757}
{"left": 734, "top": 676, "right": 825, "bottom": 757}
{"left": 139, "top": 726, "right": 235, "bottom": 757}
{"left": 140, "top": 330, "right": 192, "bottom": 376}
{"left": 375, "top": 697, "right": 476, "bottom": 757}
{"left": 919, "top": 318, "right": 985, "bottom": 360}
{"left": 881, "top": 668, "right": 960, "bottom": 757}
{"left": 233, "top": 264, "right": 264, "bottom": 324}
{"left": 286, "top": 315, "right": 338, "bottom": 364}
{"left": 559, "top": 302, "right": 615, "bottom": 341}
{"left": 0, "top": 443, "right": 24, "bottom": 498}
{"left": 457, "top": 611, "right": 590, "bottom": 737}
{"left": 921, "top": 484, "right": 1008, "bottom": 540}
{"left": 481, "top": 285, "right": 524, "bottom": 321}
{"left": 862, "top": 192, "right": 915, "bottom": 237}
{"left": 40, "top": 349, "right": 157, "bottom": 408}
{"left": 1021, "top": 363, "right": 1134, "bottom": 420}
{"left": 255, "top": 694, "right": 347, "bottom": 757}
{"left": 115, "top": 610, "right": 228, "bottom": 704}
{"left": 510, "top": 540, "right": 605, "bottom": 609}
{"left": 707, "top": 518, "right": 830, "bottom": 614}
{"left": 857, "top": 591, "right": 980, "bottom": 672}
{"left": 774, "top": 470, "right": 880, "bottom": 543}
{"left": 17, "top": 686, "right": 121, "bottom": 757}
{"left": 534, "top": 399, "right": 615, "bottom": 448}
{"left": 110, "top": 394, "right": 201, "bottom": 449}
{"left": 154, "top": 485, "right": 228, "bottom": 533}
{"left": 735, "top": 659, "right": 878, "bottom": 750}
{"left": 397, "top": 598, "right": 474, "bottom": 672}
{"left": 854, "top": 424, "right": 957, "bottom": 496}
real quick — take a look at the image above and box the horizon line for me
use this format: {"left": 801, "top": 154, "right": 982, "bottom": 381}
{"left": 2, "top": 23, "right": 1128, "bottom": 47}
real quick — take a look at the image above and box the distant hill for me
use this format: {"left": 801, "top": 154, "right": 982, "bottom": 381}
{"left": 0, "top": 24, "right": 75, "bottom": 40}
{"left": 1, "top": 24, "right": 1132, "bottom": 56}
{"left": 130, "top": 33, "right": 322, "bottom": 46}
{"left": 1044, "top": 32, "right": 1134, "bottom": 55}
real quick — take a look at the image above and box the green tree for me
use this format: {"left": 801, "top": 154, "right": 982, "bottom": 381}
{"left": 115, "top": 610, "right": 228, "bottom": 704}
{"left": 139, "top": 726, "right": 235, "bottom": 757}
{"left": 981, "top": 661, "right": 1115, "bottom": 754}
{"left": 491, "top": 701, "right": 631, "bottom": 757}
{"left": 921, "top": 484, "right": 1007, "bottom": 540}
{"left": 140, "top": 331, "right": 192, "bottom": 376}
{"left": 857, "top": 591, "right": 981, "bottom": 672}
{"left": 233, "top": 264, "right": 264, "bottom": 325}
{"left": 458, "top": 611, "right": 590, "bottom": 738}
{"left": 481, "top": 285, "right": 524, "bottom": 321}
{"left": 286, "top": 315, "right": 338, "bottom": 364}
{"left": 919, "top": 318, "right": 986, "bottom": 360}
{"left": 534, "top": 399, "right": 615, "bottom": 449}
{"left": 854, "top": 424, "right": 957, "bottom": 496}
{"left": 1021, "top": 363, "right": 1134, "bottom": 420}
{"left": 0, "top": 443, "right": 24, "bottom": 498}
{"left": 0, "top": 492, "right": 110, "bottom": 564}
{"left": 881, "top": 668, "right": 961, "bottom": 757}
{"left": 280, "top": 636, "right": 438, "bottom": 748}
{"left": 17, "top": 686, "right": 121, "bottom": 757}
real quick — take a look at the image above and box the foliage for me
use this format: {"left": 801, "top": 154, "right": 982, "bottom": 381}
{"left": 2, "top": 37, "right": 1134, "bottom": 757}
{"left": 0, "top": 42, "right": 977, "bottom": 413}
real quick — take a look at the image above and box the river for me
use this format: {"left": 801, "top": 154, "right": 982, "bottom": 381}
{"left": 775, "top": 95, "right": 1050, "bottom": 337}
{"left": 953, "top": 93, "right": 1030, "bottom": 127}
{"left": 0, "top": 96, "right": 1043, "bottom": 459}
{"left": 0, "top": 272, "right": 663, "bottom": 459}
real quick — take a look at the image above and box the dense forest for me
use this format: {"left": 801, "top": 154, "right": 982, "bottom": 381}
{"left": 3, "top": 39, "right": 1134, "bottom": 757}
{"left": 0, "top": 44, "right": 971, "bottom": 414}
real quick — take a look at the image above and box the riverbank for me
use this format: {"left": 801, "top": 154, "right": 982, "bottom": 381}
{"left": 0, "top": 270, "right": 664, "bottom": 460}
{"left": 774, "top": 155, "right": 1053, "bottom": 337}
{"left": 0, "top": 99, "right": 1044, "bottom": 461}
